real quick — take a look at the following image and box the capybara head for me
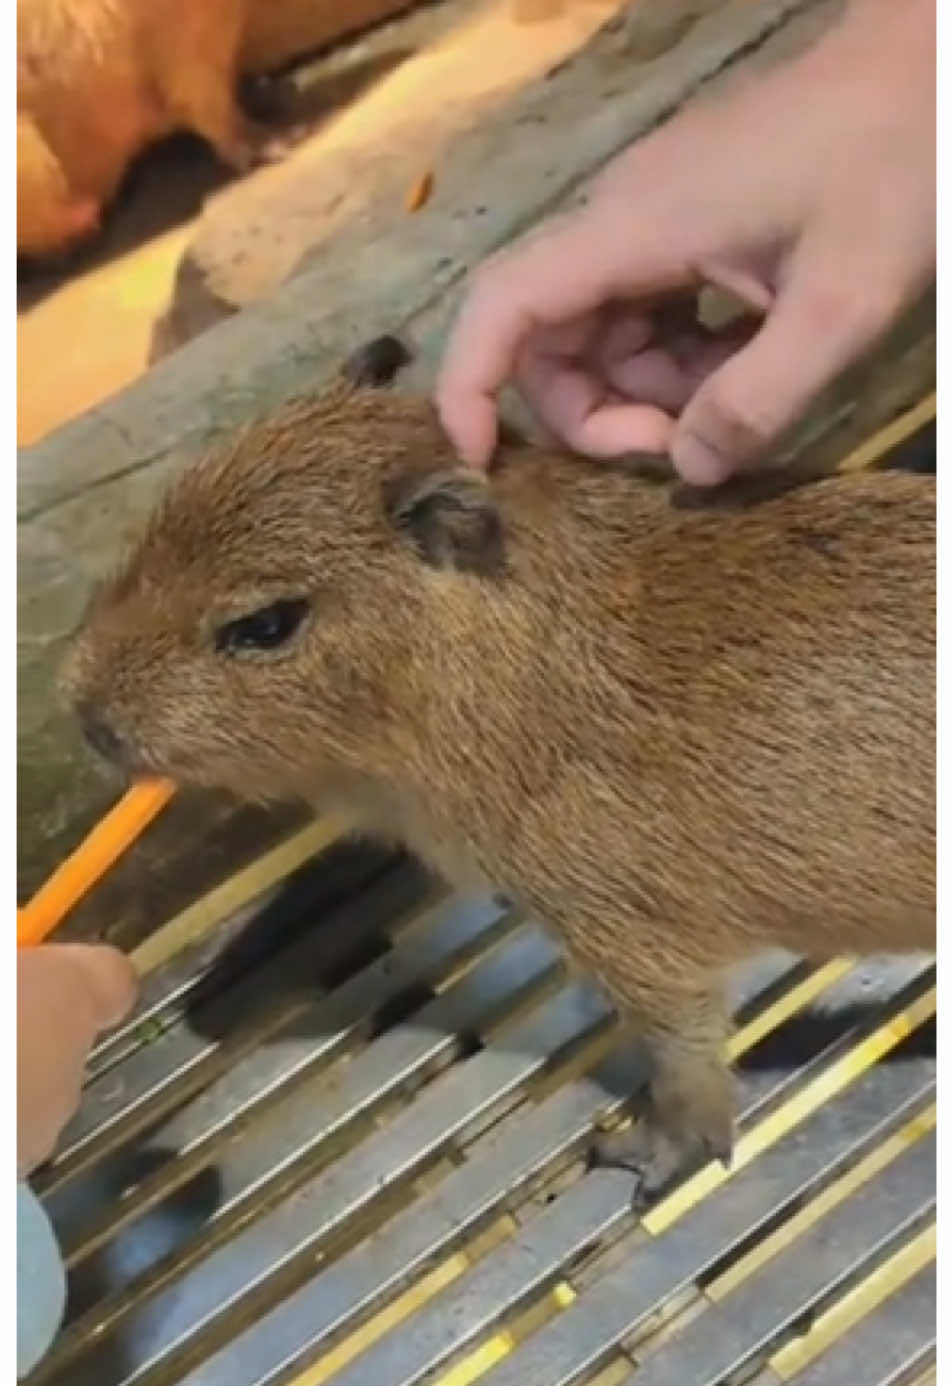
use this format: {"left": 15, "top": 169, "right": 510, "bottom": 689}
{"left": 60, "top": 381, "right": 508, "bottom": 802}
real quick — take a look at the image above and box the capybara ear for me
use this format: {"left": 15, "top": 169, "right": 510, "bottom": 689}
{"left": 383, "top": 467, "right": 506, "bottom": 577}
{"left": 342, "top": 335, "right": 414, "bottom": 389}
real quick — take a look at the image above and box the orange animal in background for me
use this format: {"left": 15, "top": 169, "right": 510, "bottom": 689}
{"left": 16, "top": 0, "right": 417, "bottom": 258}
{"left": 17, "top": 111, "right": 101, "bottom": 257}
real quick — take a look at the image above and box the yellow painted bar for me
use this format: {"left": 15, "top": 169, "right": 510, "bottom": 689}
{"left": 835, "top": 391, "right": 936, "bottom": 473}
{"left": 769, "top": 1222, "right": 936, "bottom": 1379}
{"left": 131, "top": 815, "right": 352, "bottom": 975}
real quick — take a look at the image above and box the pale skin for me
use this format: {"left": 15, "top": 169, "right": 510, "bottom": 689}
{"left": 18, "top": 945, "right": 138, "bottom": 1177}
{"left": 437, "top": 0, "right": 935, "bottom": 485}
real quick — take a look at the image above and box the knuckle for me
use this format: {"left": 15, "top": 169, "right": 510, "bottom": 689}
{"left": 697, "top": 382, "right": 782, "bottom": 456}
{"left": 795, "top": 281, "right": 854, "bottom": 337}
{"left": 796, "top": 262, "right": 904, "bottom": 353}
{"left": 810, "top": 288, "right": 876, "bottom": 345}
{"left": 846, "top": 280, "right": 905, "bottom": 342}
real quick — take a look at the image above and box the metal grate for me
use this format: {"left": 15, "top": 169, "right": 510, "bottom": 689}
{"left": 27, "top": 406, "right": 936, "bottom": 1386}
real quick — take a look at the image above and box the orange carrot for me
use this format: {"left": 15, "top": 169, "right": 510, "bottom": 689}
{"left": 17, "top": 777, "right": 176, "bottom": 947}
{"left": 404, "top": 170, "right": 434, "bottom": 213}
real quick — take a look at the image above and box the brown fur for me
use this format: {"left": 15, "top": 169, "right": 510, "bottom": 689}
{"left": 61, "top": 380, "right": 935, "bottom": 1191}
{"left": 17, "top": 110, "right": 101, "bottom": 255}
{"left": 18, "top": 0, "right": 254, "bottom": 256}
{"left": 16, "top": 0, "right": 415, "bottom": 257}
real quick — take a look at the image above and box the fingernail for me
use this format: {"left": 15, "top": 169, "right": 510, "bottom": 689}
{"left": 672, "top": 432, "right": 736, "bottom": 486}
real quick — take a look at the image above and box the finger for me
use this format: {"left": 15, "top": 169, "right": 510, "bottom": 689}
{"left": 671, "top": 244, "right": 905, "bottom": 484}
{"left": 437, "top": 211, "right": 692, "bottom": 467}
{"left": 526, "top": 306, "right": 652, "bottom": 406}
{"left": 599, "top": 330, "right": 753, "bottom": 413}
{"left": 516, "top": 346, "right": 674, "bottom": 457}
{"left": 566, "top": 400, "right": 675, "bottom": 458}
{"left": 599, "top": 345, "right": 693, "bottom": 414}
{"left": 437, "top": 309, "right": 604, "bottom": 467}
{"left": 60, "top": 945, "right": 139, "bottom": 1030}
{"left": 584, "top": 308, "right": 655, "bottom": 365}
{"left": 521, "top": 311, "right": 606, "bottom": 361}
{"left": 515, "top": 346, "right": 607, "bottom": 445}
{"left": 19, "top": 1060, "right": 85, "bottom": 1173}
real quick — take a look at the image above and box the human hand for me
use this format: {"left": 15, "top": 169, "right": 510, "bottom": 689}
{"left": 17, "top": 945, "right": 138, "bottom": 1176}
{"left": 437, "top": 0, "right": 934, "bottom": 485}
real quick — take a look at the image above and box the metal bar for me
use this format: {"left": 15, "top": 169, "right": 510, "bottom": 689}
{"left": 325, "top": 1168, "right": 634, "bottom": 1386}
{"left": 38, "top": 942, "right": 935, "bottom": 1386}
{"left": 788, "top": 1264, "right": 935, "bottom": 1386}
{"left": 52, "top": 891, "right": 514, "bottom": 1257}
{"left": 39, "top": 859, "right": 433, "bottom": 1191}
{"left": 624, "top": 1147, "right": 934, "bottom": 1386}
{"left": 68, "top": 975, "right": 930, "bottom": 1386}
{"left": 319, "top": 1087, "right": 936, "bottom": 1386}
{"left": 470, "top": 995, "right": 935, "bottom": 1386}
{"left": 169, "top": 1042, "right": 653, "bottom": 1386}
{"left": 63, "top": 923, "right": 560, "bottom": 1294}
{"left": 41, "top": 982, "right": 612, "bottom": 1386}
{"left": 766, "top": 1222, "right": 936, "bottom": 1382}
{"left": 165, "top": 958, "right": 907, "bottom": 1386}
{"left": 86, "top": 840, "right": 396, "bottom": 1081}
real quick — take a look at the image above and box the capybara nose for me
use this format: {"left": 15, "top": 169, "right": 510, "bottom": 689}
{"left": 80, "top": 710, "right": 126, "bottom": 764}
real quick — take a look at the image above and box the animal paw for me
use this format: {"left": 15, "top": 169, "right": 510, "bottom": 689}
{"left": 211, "top": 120, "right": 302, "bottom": 174}
{"left": 249, "top": 128, "right": 309, "bottom": 165}
{"left": 591, "top": 1060, "right": 734, "bottom": 1210}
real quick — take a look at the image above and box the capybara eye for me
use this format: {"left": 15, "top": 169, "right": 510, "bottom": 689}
{"left": 214, "top": 598, "right": 310, "bottom": 655}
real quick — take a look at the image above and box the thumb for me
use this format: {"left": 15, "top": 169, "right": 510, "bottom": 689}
{"left": 670, "top": 245, "right": 902, "bottom": 485}
{"left": 60, "top": 944, "right": 138, "bottom": 1030}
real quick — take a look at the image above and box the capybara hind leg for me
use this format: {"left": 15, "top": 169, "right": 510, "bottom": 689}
{"left": 176, "top": 78, "right": 263, "bottom": 171}
{"left": 191, "top": 94, "right": 298, "bottom": 170}
{"left": 150, "top": 4, "right": 275, "bottom": 172}
{"left": 592, "top": 978, "right": 733, "bottom": 1207}
{"left": 170, "top": 55, "right": 308, "bottom": 171}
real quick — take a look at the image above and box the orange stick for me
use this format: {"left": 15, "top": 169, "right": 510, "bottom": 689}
{"left": 17, "top": 777, "right": 176, "bottom": 947}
